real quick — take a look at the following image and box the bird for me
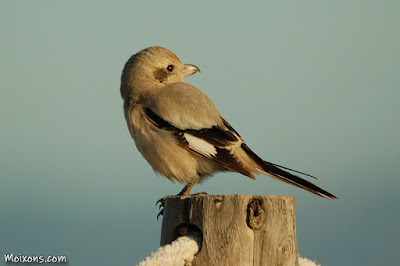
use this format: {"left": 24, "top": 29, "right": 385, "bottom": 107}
{"left": 120, "top": 46, "right": 337, "bottom": 200}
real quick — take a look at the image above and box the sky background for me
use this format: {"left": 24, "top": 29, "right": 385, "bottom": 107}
{"left": 1, "top": 1, "right": 399, "bottom": 265}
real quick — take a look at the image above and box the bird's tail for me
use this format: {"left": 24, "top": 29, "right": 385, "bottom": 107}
{"left": 241, "top": 144, "right": 337, "bottom": 199}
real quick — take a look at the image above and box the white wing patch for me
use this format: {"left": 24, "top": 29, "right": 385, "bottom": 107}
{"left": 184, "top": 133, "right": 217, "bottom": 158}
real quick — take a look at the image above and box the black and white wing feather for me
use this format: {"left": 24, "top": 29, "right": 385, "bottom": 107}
{"left": 144, "top": 107, "right": 255, "bottom": 178}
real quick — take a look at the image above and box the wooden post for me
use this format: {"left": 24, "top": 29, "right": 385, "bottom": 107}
{"left": 160, "top": 195, "right": 299, "bottom": 266}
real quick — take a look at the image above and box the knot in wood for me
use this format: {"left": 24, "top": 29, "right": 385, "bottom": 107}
{"left": 246, "top": 198, "right": 265, "bottom": 230}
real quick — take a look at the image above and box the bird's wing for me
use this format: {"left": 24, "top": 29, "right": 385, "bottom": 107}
{"left": 145, "top": 82, "right": 337, "bottom": 199}
{"left": 144, "top": 82, "right": 254, "bottom": 178}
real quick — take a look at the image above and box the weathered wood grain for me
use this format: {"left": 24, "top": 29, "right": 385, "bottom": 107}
{"left": 160, "top": 195, "right": 299, "bottom": 266}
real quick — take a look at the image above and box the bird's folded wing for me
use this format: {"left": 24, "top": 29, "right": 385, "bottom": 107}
{"left": 144, "top": 107, "right": 255, "bottom": 178}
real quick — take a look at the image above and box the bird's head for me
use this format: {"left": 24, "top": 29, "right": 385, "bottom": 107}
{"left": 121, "top": 46, "right": 200, "bottom": 102}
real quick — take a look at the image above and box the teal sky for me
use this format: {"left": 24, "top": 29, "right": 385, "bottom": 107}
{"left": 1, "top": 1, "right": 399, "bottom": 265}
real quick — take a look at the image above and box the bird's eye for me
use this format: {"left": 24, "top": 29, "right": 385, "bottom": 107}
{"left": 167, "top": 65, "right": 174, "bottom": 72}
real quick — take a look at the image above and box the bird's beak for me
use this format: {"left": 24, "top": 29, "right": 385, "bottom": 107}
{"left": 182, "top": 64, "right": 200, "bottom": 77}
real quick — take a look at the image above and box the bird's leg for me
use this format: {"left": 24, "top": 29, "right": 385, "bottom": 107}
{"left": 177, "top": 182, "right": 196, "bottom": 196}
{"left": 178, "top": 182, "right": 208, "bottom": 197}
{"left": 181, "top": 182, "right": 209, "bottom": 197}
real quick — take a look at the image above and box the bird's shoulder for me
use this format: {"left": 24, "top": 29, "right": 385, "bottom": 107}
{"left": 146, "top": 82, "right": 223, "bottom": 130}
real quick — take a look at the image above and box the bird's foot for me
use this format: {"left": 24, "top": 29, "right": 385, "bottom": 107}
{"left": 156, "top": 183, "right": 203, "bottom": 220}
{"left": 190, "top": 192, "right": 208, "bottom": 197}
{"left": 156, "top": 192, "right": 208, "bottom": 220}
{"left": 156, "top": 195, "right": 180, "bottom": 221}
{"left": 155, "top": 194, "right": 189, "bottom": 221}
{"left": 156, "top": 191, "right": 208, "bottom": 208}
{"left": 156, "top": 195, "right": 176, "bottom": 209}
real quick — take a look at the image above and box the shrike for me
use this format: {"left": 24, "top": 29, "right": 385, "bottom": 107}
{"left": 120, "top": 46, "right": 336, "bottom": 199}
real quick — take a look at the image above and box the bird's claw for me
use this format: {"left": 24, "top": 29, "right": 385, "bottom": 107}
{"left": 156, "top": 198, "right": 164, "bottom": 208}
{"left": 156, "top": 198, "right": 166, "bottom": 220}
{"left": 156, "top": 195, "right": 175, "bottom": 220}
{"left": 157, "top": 209, "right": 164, "bottom": 221}
{"left": 156, "top": 195, "right": 173, "bottom": 208}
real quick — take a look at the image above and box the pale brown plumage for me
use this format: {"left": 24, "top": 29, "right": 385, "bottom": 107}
{"left": 120, "top": 46, "right": 337, "bottom": 199}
